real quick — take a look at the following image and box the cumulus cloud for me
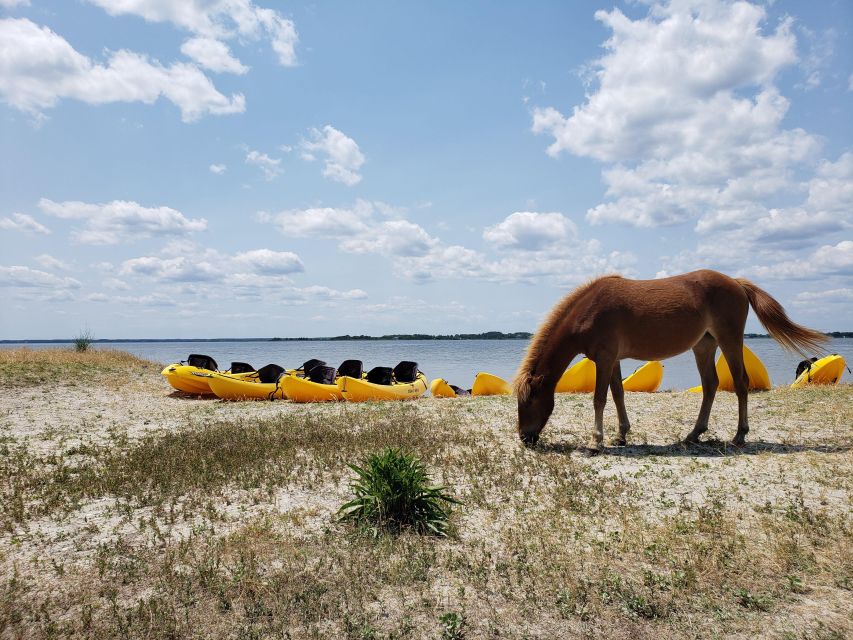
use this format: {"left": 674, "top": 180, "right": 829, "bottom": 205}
{"left": 793, "top": 288, "right": 853, "bottom": 306}
{"left": 38, "top": 198, "right": 207, "bottom": 244}
{"left": 34, "top": 254, "right": 71, "bottom": 271}
{"left": 0, "top": 0, "right": 29, "bottom": 8}
{"left": 209, "top": 163, "right": 227, "bottom": 174}
{"left": 0, "top": 265, "right": 81, "bottom": 289}
{"left": 0, "top": 212, "right": 50, "bottom": 234}
{"left": 86, "top": 0, "right": 299, "bottom": 67}
{"left": 232, "top": 249, "right": 304, "bottom": 275}
{"left": 245, "top": 150, "right": 282, "bottom": 180}
{"left": 531, "top": 1, "right": 821, "bottom": 229}
{"left": 180, "top": 37, "right": 248, "bottom": 74}
{"left": 748, "top": 241, "right": 853, "bottom": 280}
{"left": 301, "top": 125, "right": 365, "bottom": 186}
{"left": 483, "top": 211, "right": 577, "bottom": 251}
{"left": 260, "top": 201, "right": 634, "bottom": 285}
{"left": 0, "top": 18, "right": 245, "bottom": 122}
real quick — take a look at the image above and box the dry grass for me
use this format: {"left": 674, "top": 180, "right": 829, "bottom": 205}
{"left": 1, "top": 350, "right": 851, "bottom": 639}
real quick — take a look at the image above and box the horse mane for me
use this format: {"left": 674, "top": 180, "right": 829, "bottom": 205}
{"left": 514, "top": 274, "right": 621, "bottom": 401}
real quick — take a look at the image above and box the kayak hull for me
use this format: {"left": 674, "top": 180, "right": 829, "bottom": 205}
{"left": 791, "top": 354, "right": 845, "bottom": 388}
{"left": 471, "top": 372, "right": 511, "bottom": 396}
{"left": 337, "top": 374, "right": 428, "bottom": 402}
{"left": 161, "top": 364, "right": 217, "bottom": 394}
{"left": 688, "top": 345, "right": 771, "bottom": 393}
{"left": 556, "top": 358, "right": 596, "bottom": 393}
{"left": 206, "top": 372, "right": 286, "bottom": 400}
{"left": 430, "top": 378, "right": 457, "bottom": 398}
{"left": 281, "top": 375, "right": 343, "bottom": 402}
{"left": 622, "top": 361, "right": 664, "bottom": 392}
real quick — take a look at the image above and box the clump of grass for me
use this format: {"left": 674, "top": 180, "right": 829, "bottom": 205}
{"left": 0, "top": 348, "right": 158, "bottom": 388}
{"left": 339, "top": 447, "right": 460, "bottom": 537}
{"left": 73, "top": 328, "right": 94, "bottom": 353}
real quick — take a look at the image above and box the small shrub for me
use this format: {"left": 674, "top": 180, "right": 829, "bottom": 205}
{"left": 439, "top": 612, "right": 466, "bottom": 640}
{"left": 73, "top": 328, "right": 94, "bottom": 353}
{"left": 338, "top": 447, "right": 460, "bottom": 537}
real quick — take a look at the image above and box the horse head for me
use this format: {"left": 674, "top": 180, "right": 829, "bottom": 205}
{"left": 515, "top": 372, "right": 554, "bottom": 446}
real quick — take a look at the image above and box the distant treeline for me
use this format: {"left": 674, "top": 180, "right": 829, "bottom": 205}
{"left": 272, "top": 331, "right": 534, "bottom": 341}
{"left": 744, "top": 332, "right": 851, "bottom": 339}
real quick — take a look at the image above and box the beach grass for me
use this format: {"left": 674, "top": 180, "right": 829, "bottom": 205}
{"left": 1, "top": 349, "right": 851, "bottom": 638}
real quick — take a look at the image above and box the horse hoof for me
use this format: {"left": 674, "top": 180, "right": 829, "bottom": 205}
{"left": 683, "top": 437, "right": 701, "bottom": 446}
{"left": 583, "top": 447, "right": 602, "bottom": 457}
{"left": 611, "top": 437, "right": 627, "bottom": 447}
{"left": 731, "top": 439, "right": 746, "bottom": 448}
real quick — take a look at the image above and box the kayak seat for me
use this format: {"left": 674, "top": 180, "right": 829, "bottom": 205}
{"left": 450, "top": 384, "right": 471, "bottom": 396}
{"left": 308, "top": 365, "right": 337, "bottom": 385}
{"left": 367, "top": 366, "right": 393, "bottom": 385}
{"left": 257, "top": 363, "right": 285, "bottom": 384}
{"left": 338, "top": 359, "right": 364, "bottom": 379}
{"left": 229, "top": 361, "right": 255, "bottom": 374}
{"left": 188, "top": 354, "right": 218, "bottom": 371}
{"left": 300, "top": 359, "right": 326, "bottom": 375}
{"left": 393, "top": 361, "right": 419, "bottom": 384}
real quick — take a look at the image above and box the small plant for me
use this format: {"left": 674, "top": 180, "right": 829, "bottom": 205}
{"left": 439, "top": 612, "right": 466, "bottom": 640}
{"left": 73, "top": 327, "right": 94, "bottom": 353}
{"left": 338, "top": 447, "right": 460, "bottom": 537}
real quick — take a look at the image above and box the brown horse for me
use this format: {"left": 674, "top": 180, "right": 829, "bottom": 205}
{"left": 515, "top": 270, "right": 826, "bottom": 450}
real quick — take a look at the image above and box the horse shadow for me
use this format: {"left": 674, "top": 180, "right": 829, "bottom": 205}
{"left": 537, "top": 439, "right": 850, "bottom": 458}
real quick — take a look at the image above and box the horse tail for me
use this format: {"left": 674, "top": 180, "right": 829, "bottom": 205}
{"left": 735, "top": 278, "right": 828, "bottom": 356}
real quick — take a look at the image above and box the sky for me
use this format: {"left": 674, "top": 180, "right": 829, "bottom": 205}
{"left": 1, "top": 0, "right": 851, "bottom": 340}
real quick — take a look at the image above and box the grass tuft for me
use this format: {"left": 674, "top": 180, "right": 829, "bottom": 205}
{"left": 338, "top": 447, "right": 461, "bottom": 537}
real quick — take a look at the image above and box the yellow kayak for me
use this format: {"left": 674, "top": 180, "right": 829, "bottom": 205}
{"left": 688, "top": 345, "right": 771, "bottom": 393}
{"left": 791, "top": 354, "right": 846, "bottom": 388}
{"left": 622, "top": 361, "right": 664, "bottom": 392}
{"left": 280, "top": 374, "right": 344, "bottom": 402}
{"left": 556, "top": 358, "right": 596, "bottom": 393}
{"left": 430, "top": 378, "right": 457, "bottom": 398}
{"left": 337, "top": 373, "right": 428, "bottom": 402}
{"left": 471, "top": 372, "right": 511, "bottom": 396}
{"left": 205, "top": 364, "right": 290, "bottom": 400}
{"left": 161, "top": 360, "right": 257, "bottom": 394}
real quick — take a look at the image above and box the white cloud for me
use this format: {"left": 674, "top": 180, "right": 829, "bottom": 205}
{"left": 483, "top": 211, "right": 577, "bottom": 251}
{"left": 0, "top": 0, "right": 29, "bottom": 8}
{"left": 232, "top": 249, "right": 304, "bottom": 275}
{"left": 34, "top": 254, "right": 70, "bottom": 271}
{"left": 258, "top": 201, "right": 371, "bottom": 238}
{"left": 301, "top": 125, "right": 365, "bottom": 186}
{"left": 39, "top": 198, "right": 207, "bottom": 244}
{"left": 0, "top": 212, "right": 50, "bottom": 234}
{"left": 340, "top": 220, "right": 438, "bottom": 257}
{"left": 0, "top": 18, "right": 245, "bottom": 122}
{"left": 0, "top": 265, "right": 81, "bottom": 289}
{"left": 530, "top": 1, "right": 822, "bottom": 230}
{"left": 86, "top": 0, "right": 298, "bottom": 67}
{"left": 180, "top": 37, "right": 248, "bottom": 74}
{"left": 245, "top": 149, "right": 282, "bottom": 180}
{"left": 748, "top": 241, "right": 853, "bottom": 280}
{"left": 793, "top": 288, "right": 853, "bottom": 306}
{"left": 209, "top": 163, "right": 227, "bottom": 174}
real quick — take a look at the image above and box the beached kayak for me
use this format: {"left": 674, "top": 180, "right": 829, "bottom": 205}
{"left": 337, "top": 373, "right": 428, "bottom": 402}
{"left": 622, "top": 361, "right": 664, "bottom": 392}
{"left": 161, "top": 356, "right": 256, "bottom": 394}
{"left": 791, "top": 354, "right": 846, "bottom": 388}
{"left": 688, "top": 345, "right": 771, "bottom": 393}
{"left": 471, "top": 372, "right": 512, "bottom": 396}
{"left": 205, "top": 364, "right": 290, "bottom": 400}
{"left": 556, "top": 358, "right": 596, "bottom": 393}
{"left": 280, "top": 374, "right": 344, "bottom": 402}
{"left": 430, "top": 378, "right": 457, "bottom": 398}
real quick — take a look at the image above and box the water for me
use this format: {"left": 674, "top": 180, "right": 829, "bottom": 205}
{"left": 3, "top": 338, "right": 850, "bottom": 391}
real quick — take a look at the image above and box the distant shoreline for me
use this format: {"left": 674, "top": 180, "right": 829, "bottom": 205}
{"left": 1, "top": 331, "right": 850, "bottom": 344}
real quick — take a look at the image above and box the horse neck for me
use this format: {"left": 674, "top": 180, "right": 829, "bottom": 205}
{"left": 533, "top": 325, "right": 580, "bottom": 389}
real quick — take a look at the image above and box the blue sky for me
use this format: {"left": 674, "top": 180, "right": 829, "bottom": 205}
{"left": 1, "top": 0, "right": 851, "bottom": 339}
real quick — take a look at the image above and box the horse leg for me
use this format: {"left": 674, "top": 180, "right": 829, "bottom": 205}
{"left": 685, "top": 333, "right": 718, "bottom": 444}
{"left": 590, "top": 356, "right": 616, "bottom": 452}
{"left": 609, "top": 362, "right": 631, "bottom": 446}
{"left": 718, "top": 335, "right": 749, "bottom": 446}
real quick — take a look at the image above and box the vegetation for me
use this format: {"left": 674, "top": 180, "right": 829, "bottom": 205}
{"left": 338, "top": 447, "right": 460, "bottom": 537}
{"left": 0, "top": 349, "right": 851, "bottom": 638}
{"left": 73, "top": 328, "right": 94, "bottom": 352}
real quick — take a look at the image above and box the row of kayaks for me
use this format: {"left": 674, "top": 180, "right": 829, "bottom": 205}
{"left": 162, "top": 349, "right": 847, "bottom": 403}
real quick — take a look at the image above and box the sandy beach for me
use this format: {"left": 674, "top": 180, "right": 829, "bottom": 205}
{"left": 1, "top": 348, "right": 851, "bottom": 639}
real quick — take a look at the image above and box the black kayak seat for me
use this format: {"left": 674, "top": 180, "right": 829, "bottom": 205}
{"left": 256, "top": 363, "right": 285, "bottom": 384}
{"left": 229, "top": 361, "right": 255, "bottom": 374}
{"left": 188, "top": 354, "right": 218, "bottom": 371}
{"left": 367, "top": 366, "right": 393, "bottom": 385}
{"left": 338, "top": 359, "right": 363, "bottom": 379}
{"left": 300, "top": 359, "right": 326, "bottom": 374}
{"left": 795, "top": 357, "right": 818, "bottom": 379}
{"left": 393, "top": 361, "right": 419, "bottom": 384}
{"left": 308, "top": 364, "right": 337, "bottom": 385}
{"left": 449, "top": 384, "right": 471, "bottom": 396}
